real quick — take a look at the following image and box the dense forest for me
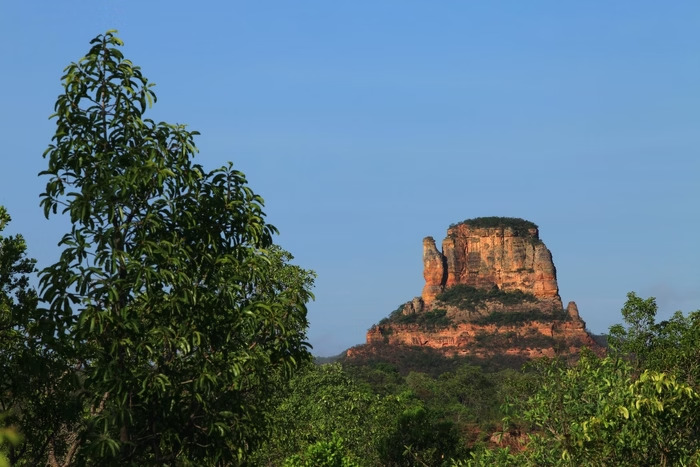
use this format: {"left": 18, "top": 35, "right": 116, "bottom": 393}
{"left": 1, "top": 32, "right": 698, "bottom": 466}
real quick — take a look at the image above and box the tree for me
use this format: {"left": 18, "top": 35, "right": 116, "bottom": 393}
{"left": 253, "top": 363, "right": 398, "bottom": 466}
{"left": 608, "top": 292, "right": 659, "bottom": 371}
{"left": 283, "top": 435, "right": 361, "bottom": 467}
{"left": 378, "top": 404, "right": 462, "bottom": 467}
{"left": 38, "top": 30, "right": 313, "bottom": 465}
{"left": 512, "top": 352, "right": 633, "bottom": 465}
{"left": 609, "top": 292, "right": 700, "bottom": 386}
{"left": 0, "top": 206, "right": 33, "bottom": 466}
{"left": 581, "top": 370, "right": 700, "bottom": 466}
{"left": 460, "top": 351, "right": 700, "bottom": 466}
{"left": 0, "top": 206, "right": 82, "bottom": 466}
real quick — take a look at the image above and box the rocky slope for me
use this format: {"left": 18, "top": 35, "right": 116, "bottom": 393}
{"left": 347, "top": 217, "right": 602, "bottom": 362}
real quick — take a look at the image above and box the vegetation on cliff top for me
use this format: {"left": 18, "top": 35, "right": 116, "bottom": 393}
{"left": 450, "top": 216, "right": 538, "bottom": 235}
{"left": 380, "top": 306, "right": 453, "bottom": 329}
{"left": 436, "top": 284, "right": 538, "bottom": 312}
{"left": 470, "top": 309, "right": 569, "bottom": 326}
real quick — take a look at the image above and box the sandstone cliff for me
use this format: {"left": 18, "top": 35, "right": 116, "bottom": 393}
{"left": 422, "top": 219, "right": 558, "bottom": 306}
{"left": 348, "top": 217, "right": 602, "bottom": 362}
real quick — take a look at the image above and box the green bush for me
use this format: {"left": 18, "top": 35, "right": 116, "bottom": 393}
{"left": 472, "top": 309, "right": 566, "bottom": 326}
{"left": 343, "top": 344, "right": 473, "bottom": 378}
{"left": 389, "top": 308, "right": 452, "bottom": 329}
{"left": 283, "top": 436, "right": 360, "bottom": 467}
{"left": 344, "top": 342, "right": 529, "bottom": 376}
{"left": 378, "top": 405, "right": 463, "bottom": 466}
{"left": 436, "top": 285, "right": 537, "bottom": 311}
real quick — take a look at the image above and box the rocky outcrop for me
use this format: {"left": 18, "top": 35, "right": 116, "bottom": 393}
{"left": 422, "top": 238, "right": 447, "bottom": 304}
{"left": 349, "top": 217, "right": 603, "bottom": 363}
{"left": 422, "top": 222, "right": 559, "bottom": 306}
{"left": 363, "top": 317, "right": 598, "bottom": 356}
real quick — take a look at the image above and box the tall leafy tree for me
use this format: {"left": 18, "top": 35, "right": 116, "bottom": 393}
{"left": 609, "top": 292, "right": 700, "bottom": 386}
{"left": 38, "top": 31, "right": 313, "bottom": 465}
{"left": 608, "top": 292, "right": 659, "bottom": 371}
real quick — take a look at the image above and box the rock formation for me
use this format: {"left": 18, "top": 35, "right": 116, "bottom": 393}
{"left": 422, "top": 221, "right": 558, "bottom": 306}
{"left": 422, "top": 237, "right": 447, "bottom": 305}
{"left": 348, "top": 217, "right": 602, "bottom": 362}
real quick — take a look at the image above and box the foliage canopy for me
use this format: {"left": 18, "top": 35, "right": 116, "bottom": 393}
{"left": 609, "top": 291, "right": 700, "bottom": 386}
{"left": 436, "top": 285, "right": 537, "bottom": 312}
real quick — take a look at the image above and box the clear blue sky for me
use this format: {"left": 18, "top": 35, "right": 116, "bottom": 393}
{"left": 1, "top": 2, "right": 698, "bottom": 356}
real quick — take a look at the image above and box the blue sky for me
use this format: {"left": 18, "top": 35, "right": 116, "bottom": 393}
{"left": 1, "top": 2, "right": 698, "bottom": 356}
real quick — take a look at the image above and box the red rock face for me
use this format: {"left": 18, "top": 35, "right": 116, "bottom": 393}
{"left": 362, "top": 310, "right": 601, "bottom": 360}
{"left": 422, "top": 225, "right": 559, "bottom": 306}
{"left": 422, "top": 237, "right": 446, "bottom": 304}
